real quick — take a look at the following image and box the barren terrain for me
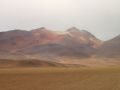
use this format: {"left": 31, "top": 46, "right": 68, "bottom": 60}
{"left": 0, "top": 67, "right": 120, "bottom": 90}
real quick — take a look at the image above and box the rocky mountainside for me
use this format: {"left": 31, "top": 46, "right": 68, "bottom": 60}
{"left": 0, "top": 27, "right": 102, "bottom": 59}
{"left": 97, "top": 35, "right": 120, "bottom": 58}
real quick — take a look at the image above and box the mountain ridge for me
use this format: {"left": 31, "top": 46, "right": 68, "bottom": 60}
{"left": 0, "top": 27, "right": 119, "bottom": 59}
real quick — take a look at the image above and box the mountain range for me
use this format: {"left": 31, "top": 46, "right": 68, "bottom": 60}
{"left": 0, "top": 27, "right": 119, "bottom": 60}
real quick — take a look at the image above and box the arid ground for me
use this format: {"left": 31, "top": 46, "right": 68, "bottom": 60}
{"left": 0, "top": 67, "right": 120, "bottom": 90}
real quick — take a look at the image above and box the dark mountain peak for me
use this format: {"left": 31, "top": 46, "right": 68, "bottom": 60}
{"left": 67, "top": 27, "right": 93, "bottom": 36}
{"left": 67, "top": 27, "right": 95, "bottom": 38}
{"left": 31, "top": 27, "right": 48, "bottom": 32}
{"left": 81, "top": 29, "right": 90, "bottom": 33}
{"left": 39, "top": 27, "right": 46, "bottom": 30}
{"left": 67, "top": 27, "right": 80, "bottom": 32}
{"left": 31, "top": 27, "right": 54, "bottom": 35}
{"left": 80, "top": 30, "right": 96, "bottom": 38}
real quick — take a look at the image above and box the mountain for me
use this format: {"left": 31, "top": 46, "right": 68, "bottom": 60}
{"left": 66, "top": 27, "right": 101, "bottom": 48}
{"left": 97, "top": 35, "right": 120, "bottom": 58}
{"left": 0, "top": 30, "right": 32, "bottom": 52}
{"left": 0, "top": 27, "right": 102, "bottom": 59}
{"left": 0, "top": 27, "right": 57, "bottom": 53}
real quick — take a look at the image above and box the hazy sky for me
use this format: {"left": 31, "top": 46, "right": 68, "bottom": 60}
{"left": 0, "top": 0, "right": 120, "bottom": 40}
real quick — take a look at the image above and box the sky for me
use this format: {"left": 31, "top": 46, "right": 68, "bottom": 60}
{"left": 0, "top": 0, "right": 120, "bottom": 40}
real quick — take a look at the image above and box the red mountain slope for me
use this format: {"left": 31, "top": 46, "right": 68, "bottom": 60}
{"left": 0, "top": 27, "right": 102, "bottom": 58}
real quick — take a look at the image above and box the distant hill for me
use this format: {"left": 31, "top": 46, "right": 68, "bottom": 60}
{"left": 0, "top": 27, "right": 101, "bottom": 59}
{"left": 97, "top": 35, "right": 120, "bottom": 58}
{"left": 0, "top": 27, "right": 120, "bottom": 59}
